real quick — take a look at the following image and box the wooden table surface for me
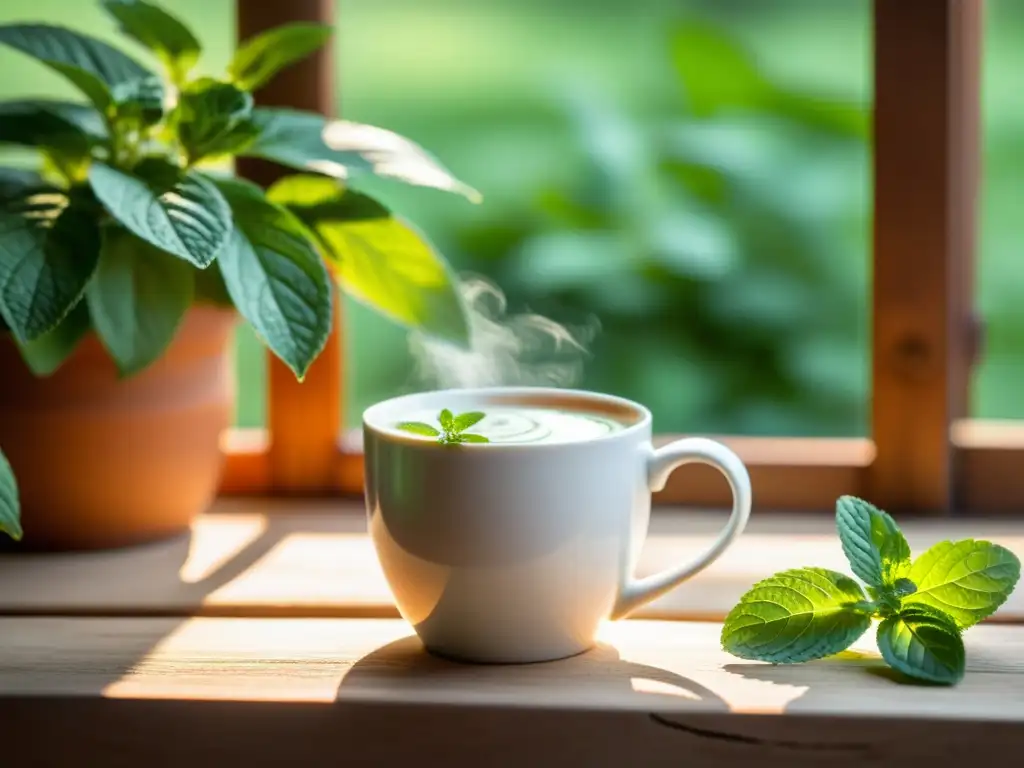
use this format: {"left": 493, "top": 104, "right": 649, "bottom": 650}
{"left": 2, "top": 500, "right": 1024, "bottom": 766}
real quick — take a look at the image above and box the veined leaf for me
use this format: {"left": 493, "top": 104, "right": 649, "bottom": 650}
{"left": 267, "top": 174, "right": 469, "bottom": 346}
{"left": 16, "top": 297, "right": 90, "bottom": 376}
{"left": 245, "top": 108, "right": 480, "bottom": 200}
{"left": 0, "top": 23, "right": 153, "bottom": 110}
{"left": 836, "top": 495, "right": 911, "bottom": 587}
{"left": 0, "top": 188, "right": 101, "bottom": 341}
{"left": 100, "top": 0, "right": 200, "bottom": 85}
{"left": 87, "top": 226, "right": 194, "bottom": 376}
{"left": 177, "top": 78, "right": 253, "bottom": 162}
{"left": 439, "top": 409, "right": 454, "bottom": 431}
{"left": 0, "top": 447, "right": 21, "bottom": 541}
{"left": 903, "top": 539, "right": 1021, "bottom": 628}
{"left": 396, "top": 422, "right": 440, "bottom": 438}
{"left": 877, "top": 605, "right": 965, "bottom": 685}
{"left": 457, "top": 433, "right": 489, "bottom": 443}
{"left": 88, "top": 159, "right": 231, "bottom": 268}
{"left": 0, "top": 100, "right": 106, "bottom": 155}
{"left": 229, "top": 22, "right": 331, "bottom": 91}
{"left": 453, "top": 411, "right": 485, "bottom": 431}
{"left": 111, "top": 74, "right": 165, "bottom": 125}
{"left": 721, "top": 567, "right": 871, "bottom": 663}
{"left": 213, "top": 177, "right": 332, "bottom": 380}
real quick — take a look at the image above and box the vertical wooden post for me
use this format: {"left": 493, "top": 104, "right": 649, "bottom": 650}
{"left": 236, "top": 0, "right": 342, "bottom": 493}
{"left": 869, "top": 0, "right": 981, "bottom": 514}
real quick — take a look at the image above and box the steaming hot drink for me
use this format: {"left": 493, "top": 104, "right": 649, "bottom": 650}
{"left": 364, "top": 386, "right": 753, "bottom": 664}
{"left": 393, "top": 405, "right": 626, "bottom": 444}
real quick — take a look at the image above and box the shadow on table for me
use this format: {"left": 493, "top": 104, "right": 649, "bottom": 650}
{"left": 337, "top": 634, "right": 730, "bottom": 713}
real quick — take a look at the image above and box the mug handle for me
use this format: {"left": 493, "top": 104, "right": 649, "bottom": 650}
{"left": 610, "top": 437, "right": 752, "bottom": 620}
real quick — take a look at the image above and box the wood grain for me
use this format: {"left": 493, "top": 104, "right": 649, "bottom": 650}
{"left": 2, "top": 500, "right": 1022, "bottom": 621}
{"left": 870, "top": 0, "right": 981, "bottom": 514}
{"left": 1, "top": 617, "right": 1023, "bottom": 766}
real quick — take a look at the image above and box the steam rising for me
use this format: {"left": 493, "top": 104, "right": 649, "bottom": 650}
{"left": 408, "top": 276, "right": 598, "bottom": 390}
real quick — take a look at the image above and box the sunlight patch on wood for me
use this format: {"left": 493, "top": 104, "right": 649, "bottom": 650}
{"left": 202, "top": 533, "right": 391, "bottom": 607}
{"left": 178, "top": 514, "right": 268, "bottom": 584}
{"left": 102, "top": 618, "right": 408, "bottom": 703}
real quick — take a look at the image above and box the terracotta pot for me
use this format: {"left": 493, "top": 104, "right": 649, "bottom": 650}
{"left": 0, "top": 308, "right": 237, "bottom": 551}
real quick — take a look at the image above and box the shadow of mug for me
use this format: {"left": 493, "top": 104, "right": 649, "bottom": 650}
{"left": 336, "top": 634, "right": 730, "bottom": 713}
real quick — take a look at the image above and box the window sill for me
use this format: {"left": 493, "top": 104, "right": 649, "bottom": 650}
{"left": 2, "top": 501, "right": 1024, "bottom": 763}
{"left": 1, "top": 499, "right": 1022, "bottom": 621}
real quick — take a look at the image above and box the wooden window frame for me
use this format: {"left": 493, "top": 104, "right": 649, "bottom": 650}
{"left": 222, "top": 0, "right": 1013, "bottom": 515}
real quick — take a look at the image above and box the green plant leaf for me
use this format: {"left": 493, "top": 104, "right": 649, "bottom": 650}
{"left": 0, "top": 447, "right": 21, "bottom": 542}
{"left": 213, "top": 177, "right": 332, "bottom": 380}
{"left": 86, "top": 226, "right": 194, "bottom": 376}
{"left": 836, "top": 495, "right": 911, "bottom": 587}
{"left": 228, "top": 22, "right": 331, "bottom": 91}
{"left": 100, "top": 0, "right": 200, "bottom": 85}
{"left": 0, "top": 188, "right": 101, "bottom": 341}
{"left": 0, "top": 23, "right": 153, "bottom": 111}
{"left": 903, "top": 540, "right": 1021, "bottom": 628}
{"left": 0, "top": 100, "right": 106, "bottom": 154}
{"left": 0, "top": 169, "right": 46, "bottom": 200}
{"left": 453, "top": 411, "right": 485, "bottom": 432}
{"left": 458, "top": 433, "right": 489, "bottom": 443}
{"left": 439, "top": 409, "right": 454, "bottom": 431}
{"left": 88, "top": 159, "right": 231, "bottom": 268}
{"left": 110, "top": 74, "right": 164, "bottom": 125}
{"left": 16, "top": 298, "right": 90, "bottom": 376}
{"left": 396, "top": 422, "right": 440, "bottom": 437}
{"left": 891, "top": 578, "right": 917, "bottom": 598}
{"left": 268, "top": 174, "right": 469, "bottom": 346}
{"left": 877, "top": 605, "right": 965, "bottom": 685}
{"left": 177, "top": 78, "right": 254, "bottom": 162}
{"left": 245, "top": 108, "right": 480, "bottom": 200}
{"left": 721, "top": 567, "right": 871, "bottom": 663}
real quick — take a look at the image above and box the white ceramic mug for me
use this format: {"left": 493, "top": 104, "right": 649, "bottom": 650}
{"left": 363, "top": 387, "right": 752, "bottom": 663}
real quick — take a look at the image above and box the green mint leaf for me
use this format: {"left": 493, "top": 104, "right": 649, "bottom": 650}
{"left": 177, "top": 78, "right": 254, "bottom": 163}
{"left": 16, "top": 298, "right": 90, "bottom": 376}
{"left": 100, "top": 0, "right": 201, "bottom": 85}
{"left": 903, "top": 539, "right": 1021, "bottom": 628}
{"left": 86, "top": 227, "right": 194, "bottom": 376}
{"left": 877, "top": 605, "right": 965, "bottom": 685}
{"left": 0, "top": 23, "right": 153, "bottom": 112}
{"left": 244, "top": 108, "right": 480, "bottom": 201}
{"left": 453, "top": 412, "right": 485, "bottom": 432}
{"left": 268, "top": 175, "right": 470, "bottom": 347}
{"left": 0, "top": 188, "right": 101, "bottom": 342}
{"left": 458, "top": 433, "right": 489, "bottom": 443}
{"left": 721, "top": 567, "right": 871, "bottom": 664}
{"left": 836, "top": 495, "right": 911, "bottom": 587}
{"left": 0, "top": 447, "right": 21, "bottom": 541}
{"left": 88, "top": 160, "right": 231, "bottom": 269}
{"left": 229, "top": 22, "right": 331, "bottom": 91}
{"left": 439, "top": 409, "right": 454, "bottom": 431}
{"left": 213, "top": 177, "right": 332, "bottom": 381}
{"left": 396, "top": 422, "right": 440, "bottom": 438}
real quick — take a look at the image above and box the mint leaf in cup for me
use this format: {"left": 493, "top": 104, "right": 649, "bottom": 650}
{"left": 397, "top": 421, "right": 439, "bottom": 438}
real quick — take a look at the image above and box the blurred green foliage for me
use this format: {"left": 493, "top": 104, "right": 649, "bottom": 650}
{"left": 3, "top": 0, "right": 1023, "bottom": 435}
{"left": 440, "top": 21, "right": 869, "bottom": 435}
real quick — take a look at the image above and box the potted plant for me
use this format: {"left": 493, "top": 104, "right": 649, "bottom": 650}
{"left": 0, "top": 0, "right": 474, "bottom": 550}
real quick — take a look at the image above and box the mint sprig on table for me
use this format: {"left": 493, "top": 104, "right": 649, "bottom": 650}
{"left": 397, "top": 409, "right": 489, "bottom": 445}
{"left": 721, "top": 495, "right": 1020, "bottom": 685}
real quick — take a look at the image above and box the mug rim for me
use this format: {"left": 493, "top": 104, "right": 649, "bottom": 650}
{"left": 362, "top": 386, "right": 652, "bottom": 449}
